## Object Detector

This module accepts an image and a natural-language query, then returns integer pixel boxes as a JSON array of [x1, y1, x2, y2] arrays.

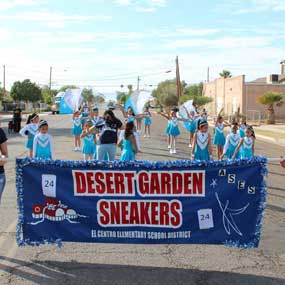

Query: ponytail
[[125, 121, 135, 139], [26, 115, 32, 125]]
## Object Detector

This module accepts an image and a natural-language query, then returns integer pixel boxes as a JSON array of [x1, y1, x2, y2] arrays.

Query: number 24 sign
[[41, 174, 57, 197]]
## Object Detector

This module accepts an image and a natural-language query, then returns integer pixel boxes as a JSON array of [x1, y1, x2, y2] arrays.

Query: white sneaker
[[73, 148, 77, 152], [144, 135, 147, 138], [170, 149, 173, 154], [76, 147, 81, 152], [173, 149, 177, 154], [189, 144, 192, 148], [168, 145, 171, 149]]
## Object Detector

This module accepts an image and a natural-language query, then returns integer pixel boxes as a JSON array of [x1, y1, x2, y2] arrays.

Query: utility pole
[[49, 66, 52, 96], [207, 66, 210, 83], [137, 76, 141, 91], [176, 56, 182, 100], [3, 65, 6, 96]]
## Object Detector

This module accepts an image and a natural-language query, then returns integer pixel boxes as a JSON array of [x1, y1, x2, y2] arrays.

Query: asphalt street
[[0, 112, 284, 285]]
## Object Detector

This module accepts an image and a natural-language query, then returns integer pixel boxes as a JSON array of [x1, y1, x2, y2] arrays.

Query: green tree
[[219, 70, 232, 78], [184, 82, 204, 97], [152, 79, 179, 108], [116, 91, 129, 105], [82, 88, 94, 103], [180, 82, 212, 110], [59, 85, 78, 92], [10, 79, 42, 102], [0, 82, 4, 100], [93, 93, 105, 104], [41, 85, 57, 105], [257, 92, 284, 124], [127, 84, 133, 95]]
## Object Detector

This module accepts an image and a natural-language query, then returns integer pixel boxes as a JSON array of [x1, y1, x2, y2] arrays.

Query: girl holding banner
[[192, 119, 213, 161], [20, 113, 40, 158], [33, 120, 54, 160], [80, 120, 97, 161], [232, 126, 256, 160], [221, 122, 241, 160], [118, 121, 138, 161]]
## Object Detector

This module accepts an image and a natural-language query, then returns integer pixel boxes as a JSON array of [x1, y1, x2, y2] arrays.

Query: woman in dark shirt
[[96, 110, 123, 161], [0, 128, 8, 204]]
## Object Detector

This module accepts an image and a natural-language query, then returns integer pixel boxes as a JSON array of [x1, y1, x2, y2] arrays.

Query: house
[[203, 61, 285, 120]]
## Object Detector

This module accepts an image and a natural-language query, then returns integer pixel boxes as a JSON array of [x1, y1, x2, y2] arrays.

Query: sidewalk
[[254, 124, 285, 147], [0, 112, 51, 121]]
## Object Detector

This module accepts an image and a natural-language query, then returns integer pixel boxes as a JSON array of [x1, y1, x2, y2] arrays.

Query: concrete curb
[[256, 134, 285, 147]]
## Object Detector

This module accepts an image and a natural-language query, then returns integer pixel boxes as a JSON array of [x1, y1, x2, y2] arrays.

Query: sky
[[0, 0, 285, 99]]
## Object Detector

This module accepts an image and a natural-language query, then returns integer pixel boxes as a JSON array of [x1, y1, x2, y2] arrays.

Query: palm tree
[[219, 70, 232, 78], [257, 92, 284, 124], [127, 84, 133, 95]]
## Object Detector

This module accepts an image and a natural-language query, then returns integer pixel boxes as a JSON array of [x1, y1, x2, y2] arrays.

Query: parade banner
[[16, 157, 267, 248], [58, 89, 83, 114], [125, 90, 153, 114], [179, 100, 197, 131]]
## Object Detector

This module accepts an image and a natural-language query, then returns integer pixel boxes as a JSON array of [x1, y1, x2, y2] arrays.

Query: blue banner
[[59, 97, 73, 114], [16, 157, 267, 248], [125, 96, 138, 115]]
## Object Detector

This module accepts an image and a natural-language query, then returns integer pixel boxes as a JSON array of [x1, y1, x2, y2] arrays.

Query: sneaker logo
[[29, 199, 87, 225]]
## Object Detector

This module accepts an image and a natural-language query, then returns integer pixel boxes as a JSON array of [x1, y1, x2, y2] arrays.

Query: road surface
[[0, 112, 284, 285]]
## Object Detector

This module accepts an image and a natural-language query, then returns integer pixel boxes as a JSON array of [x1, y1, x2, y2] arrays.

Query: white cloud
[[0, 0, 40, 11], [177, 28, 219, 36], [113, 0, 132, 6], [253, 0, 285, 11], [0, 28, 10, 40], [113, 0, 167, 12], [221, 0, 285, 14], [2, 43, 284, 93], [18, 31, 147, 45], [169, 36, 272, 49], [0, 11, 112, 22]]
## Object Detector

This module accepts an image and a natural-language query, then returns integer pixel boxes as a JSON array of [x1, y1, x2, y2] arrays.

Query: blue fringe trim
[[16, 156, 267, 170], [16, 156, 268, 248]]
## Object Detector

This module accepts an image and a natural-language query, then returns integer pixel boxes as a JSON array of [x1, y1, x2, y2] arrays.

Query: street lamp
[[138, 70, 172, 91]]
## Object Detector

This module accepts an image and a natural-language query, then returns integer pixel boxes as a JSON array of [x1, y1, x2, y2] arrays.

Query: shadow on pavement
[[266, 204, 285, 213], [0, 256, 284, 285]]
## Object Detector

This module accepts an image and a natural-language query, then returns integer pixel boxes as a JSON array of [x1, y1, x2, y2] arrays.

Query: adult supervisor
[[13, 105, 22, 133], [0, 126, 8, 204], [96, 110, 123, 161]]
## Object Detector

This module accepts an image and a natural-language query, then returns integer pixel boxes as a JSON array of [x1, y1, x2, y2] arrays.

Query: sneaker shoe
[[73, 148, 77, 152], [189, 144, 192, 148], [144, 135, 147, 138], [168, 145, 171, 149], [58, 201, 78, 219], [44, 198, 65, 222], [170, 149, 173, 154], [173, 149, 177, 154]]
